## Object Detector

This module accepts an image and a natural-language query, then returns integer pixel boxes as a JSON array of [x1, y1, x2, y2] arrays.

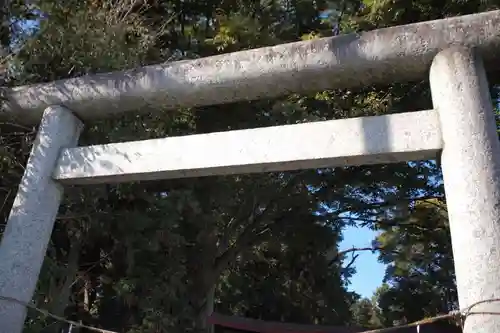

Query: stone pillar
[[0, 106, 83, 333], [430, 47, 500, 333]]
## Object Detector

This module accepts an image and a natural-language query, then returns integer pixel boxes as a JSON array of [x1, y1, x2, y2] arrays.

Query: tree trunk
[[197, 283, 216, 333], [49, 240, 81, 333]]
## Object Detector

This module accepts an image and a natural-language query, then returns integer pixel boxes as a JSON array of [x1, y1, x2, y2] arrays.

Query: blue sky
[[340, 225, 385, 298]]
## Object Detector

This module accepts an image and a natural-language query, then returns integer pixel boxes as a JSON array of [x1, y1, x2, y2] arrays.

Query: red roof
[[208, 313, 365, 333], [208, 312, 462, 333]]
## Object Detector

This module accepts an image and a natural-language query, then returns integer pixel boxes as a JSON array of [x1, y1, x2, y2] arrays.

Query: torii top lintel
[[3, 10, 500, 125]]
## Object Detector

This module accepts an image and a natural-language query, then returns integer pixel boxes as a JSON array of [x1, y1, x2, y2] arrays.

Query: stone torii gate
[[1, 9, 500, 333]]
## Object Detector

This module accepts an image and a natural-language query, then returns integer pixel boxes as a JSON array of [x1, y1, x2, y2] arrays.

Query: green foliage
[[217, 216, 352, 325], [351, 297, 382, 329], [14, 0, 160, 84], [373, 199, 458, 327], [0, 1, 499, 333]]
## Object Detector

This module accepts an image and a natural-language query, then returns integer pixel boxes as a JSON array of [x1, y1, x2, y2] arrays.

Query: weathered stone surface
[[3, 10, 500, 124], [0, 106, 83, 333], [53, 110, 441, 185], [430, 47, 500, 333]]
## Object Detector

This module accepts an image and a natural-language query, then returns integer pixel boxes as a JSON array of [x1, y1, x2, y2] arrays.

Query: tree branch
[[359, 219, 445, 232], [344, 253, 359, 271], [344, 194, 444, 213], [419, 198, 448, 213], [214, 171, 307, 272], [329, 246, 401, 266]]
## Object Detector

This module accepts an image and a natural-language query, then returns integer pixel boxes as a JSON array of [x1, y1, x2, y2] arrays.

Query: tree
[[373, 199, 457, 326], [1, 1, 500, 333], [3, 1, 365, 332], [351, 297, 382, 329]]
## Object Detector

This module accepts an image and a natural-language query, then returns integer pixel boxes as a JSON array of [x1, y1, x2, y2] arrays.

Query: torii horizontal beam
[[52, 110, 441, 184], [2, 10, 500, 124]]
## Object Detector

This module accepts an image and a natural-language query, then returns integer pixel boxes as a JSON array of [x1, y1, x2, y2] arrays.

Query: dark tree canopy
[[0, 0, 499, 332]]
